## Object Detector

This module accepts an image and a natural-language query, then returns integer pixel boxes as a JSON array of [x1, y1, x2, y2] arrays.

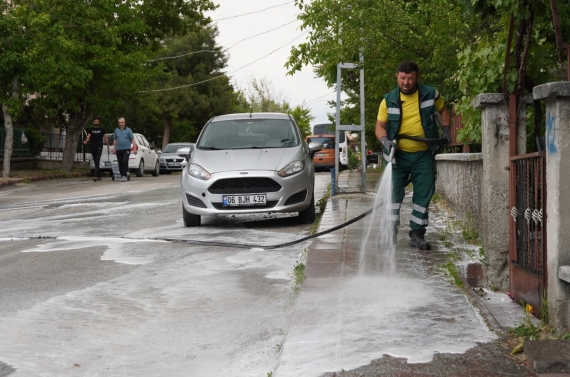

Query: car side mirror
[[308, 142, 323, 159], [177, 147, 192, 162], [150, 143, 155, 150], [339, 147, 342, 153]]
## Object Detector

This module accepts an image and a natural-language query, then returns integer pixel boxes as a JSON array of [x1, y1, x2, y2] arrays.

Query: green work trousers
[[390, 149, 435, 233]]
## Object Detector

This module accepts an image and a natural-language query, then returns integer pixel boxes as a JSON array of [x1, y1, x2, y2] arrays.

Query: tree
[[235, 77, 313, 138], [143, 24, 237, 148], [10, 0, 216, 171], [0, 1, 30, 177], [453, 0, 570, 145], [287, 0, 478, 150]]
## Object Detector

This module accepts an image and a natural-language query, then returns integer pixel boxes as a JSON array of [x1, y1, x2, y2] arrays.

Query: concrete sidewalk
[[275, 169, 554, 377]]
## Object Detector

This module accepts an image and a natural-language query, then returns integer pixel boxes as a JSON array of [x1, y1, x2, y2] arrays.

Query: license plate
[[104, 161, 111, 166], [315, 153, 327, 157], [167, 162, 180, 167], [223, 194, 266, 207]]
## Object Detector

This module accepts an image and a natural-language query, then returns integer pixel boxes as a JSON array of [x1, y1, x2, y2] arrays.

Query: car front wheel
[[135, 159, 144, 177], [298, 190, 315, 223], [182, 206, 201, 227], [151, 161, 159, 177]]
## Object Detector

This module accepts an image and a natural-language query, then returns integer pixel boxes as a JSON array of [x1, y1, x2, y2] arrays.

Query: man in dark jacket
[[375, 61, 451, 250], [84, 117, 110, 182]]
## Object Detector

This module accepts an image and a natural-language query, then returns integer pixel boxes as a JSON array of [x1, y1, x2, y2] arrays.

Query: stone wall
[[435, 153, 483, 235]]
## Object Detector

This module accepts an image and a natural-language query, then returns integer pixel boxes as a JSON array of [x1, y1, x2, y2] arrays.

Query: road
[[0, 172, 331, 377]]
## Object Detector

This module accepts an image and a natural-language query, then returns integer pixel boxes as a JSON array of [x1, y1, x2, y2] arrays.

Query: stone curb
[[0, 172, 88, 189]]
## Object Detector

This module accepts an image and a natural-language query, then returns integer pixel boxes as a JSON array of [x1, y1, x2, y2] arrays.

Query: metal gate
[[509, 152, 547, 318]]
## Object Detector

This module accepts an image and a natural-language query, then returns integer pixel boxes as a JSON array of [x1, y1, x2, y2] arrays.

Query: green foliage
[[122, 25, 236, 146], [233, 77, 314, 139], [311, 184, 330, 235], [347, 147, 359, 170], [0, 0, 217, 169], [288, 0, 478, 150], [23, 128, 45, 157], [289, 0, 570, 149], [508, 311, 540, 340], [441, 250, 464, 289]]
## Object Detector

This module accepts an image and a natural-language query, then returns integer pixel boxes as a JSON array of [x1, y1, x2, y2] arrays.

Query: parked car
[[178, 112, 323, 227], [306, 134, 335, 171], [89, 133, 160, 177], [366, 149, 379, 165], [159, 142, 195, 173]]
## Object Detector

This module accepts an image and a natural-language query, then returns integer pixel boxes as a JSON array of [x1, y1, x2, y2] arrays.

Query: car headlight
[[278, 160, 305, 177], [187, 163, 211, 180]]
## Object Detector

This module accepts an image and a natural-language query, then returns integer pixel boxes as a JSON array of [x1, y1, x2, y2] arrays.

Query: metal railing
[[39, 132, 91, 162]]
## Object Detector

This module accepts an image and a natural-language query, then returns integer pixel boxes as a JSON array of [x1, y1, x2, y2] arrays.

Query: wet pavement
[[275, 169, 549, 377]]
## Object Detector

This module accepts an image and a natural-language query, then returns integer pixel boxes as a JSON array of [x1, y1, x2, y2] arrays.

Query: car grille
[[186, 194, 207, 208], [284, 190, 307, 206], [211, 200, 279, 210], [208, 178, 282, 194], [163, 158, 185, 163]]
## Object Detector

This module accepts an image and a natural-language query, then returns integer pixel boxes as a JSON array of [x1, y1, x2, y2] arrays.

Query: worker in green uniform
[[375, 61, 451, 250]]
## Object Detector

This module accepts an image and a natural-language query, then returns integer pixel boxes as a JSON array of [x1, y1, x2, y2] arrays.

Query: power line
[[305, 91, 336, 106], [224, 19, 299, 50], [211, 1, 295, 21], [144, 31, 308, 93], [150, 19, 299, 62]]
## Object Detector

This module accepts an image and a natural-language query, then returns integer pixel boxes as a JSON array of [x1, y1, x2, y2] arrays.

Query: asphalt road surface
[[0, 173, 330, 377]]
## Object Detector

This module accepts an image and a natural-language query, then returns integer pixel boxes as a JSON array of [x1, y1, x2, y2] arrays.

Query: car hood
[[159, 152, 183, 159], [192, 147, 304, 174]]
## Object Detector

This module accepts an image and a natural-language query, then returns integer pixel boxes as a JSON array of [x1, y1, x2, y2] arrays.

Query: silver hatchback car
[[178, 113, 323, 227]]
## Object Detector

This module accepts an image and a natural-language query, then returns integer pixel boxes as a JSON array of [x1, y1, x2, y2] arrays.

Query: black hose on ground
[[17, 136, 449, 250]]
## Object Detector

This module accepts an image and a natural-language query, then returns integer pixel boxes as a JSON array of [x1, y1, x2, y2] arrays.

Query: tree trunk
[[61, 111, 91, 171], [2, 77, 19, 178], [162, 115, 171, 149]]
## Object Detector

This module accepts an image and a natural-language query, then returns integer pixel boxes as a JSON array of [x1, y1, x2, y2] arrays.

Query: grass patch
[[441, 250, 463, 289], [291, 247, 309, 295], [310, 184, 331, 235]]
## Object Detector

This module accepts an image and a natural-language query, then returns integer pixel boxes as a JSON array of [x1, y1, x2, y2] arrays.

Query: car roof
[[210, 112, 291, 122], [165, 142, 194, 145]]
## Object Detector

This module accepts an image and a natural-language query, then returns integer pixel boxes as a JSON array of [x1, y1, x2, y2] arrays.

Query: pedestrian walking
[[112, 117, 138, 182], [375, 61, 451, 250], [83, 117, 110, 182]]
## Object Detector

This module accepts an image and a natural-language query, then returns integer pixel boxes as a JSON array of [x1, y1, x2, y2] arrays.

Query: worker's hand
[[442, 126, 452, 146], [380, 136, 397, 155]]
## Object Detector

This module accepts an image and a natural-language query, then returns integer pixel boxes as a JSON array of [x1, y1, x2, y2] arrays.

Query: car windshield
[[307, 137, 334, 149], [163, 144, 192, 153], [197, 119, 300, 150]]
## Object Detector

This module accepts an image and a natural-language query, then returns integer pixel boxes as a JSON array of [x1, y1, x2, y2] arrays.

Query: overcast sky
[[206, 0, 335, 126]]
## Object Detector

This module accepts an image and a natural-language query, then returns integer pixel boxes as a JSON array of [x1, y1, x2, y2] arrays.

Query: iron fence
[[40, 132, 91, 162], [510, 152, 546, 276]]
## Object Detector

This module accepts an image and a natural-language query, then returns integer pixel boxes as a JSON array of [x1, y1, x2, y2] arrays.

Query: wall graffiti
[[546, 111, 557, 155]]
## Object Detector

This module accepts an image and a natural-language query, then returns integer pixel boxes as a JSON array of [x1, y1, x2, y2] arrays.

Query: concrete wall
[[534, 82, 570, 333], [435, 153, 483, 236]]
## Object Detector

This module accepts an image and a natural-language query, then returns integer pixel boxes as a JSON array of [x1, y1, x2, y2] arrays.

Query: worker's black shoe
[[409, 229, 431, 250]]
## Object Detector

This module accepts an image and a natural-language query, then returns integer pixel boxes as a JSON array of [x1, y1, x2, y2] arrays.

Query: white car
[[89, 133, 160, 177]]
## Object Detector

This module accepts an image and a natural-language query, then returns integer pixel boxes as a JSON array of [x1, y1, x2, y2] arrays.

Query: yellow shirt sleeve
[[377, 99, 388, 122], [434, 90, 445, 112]]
